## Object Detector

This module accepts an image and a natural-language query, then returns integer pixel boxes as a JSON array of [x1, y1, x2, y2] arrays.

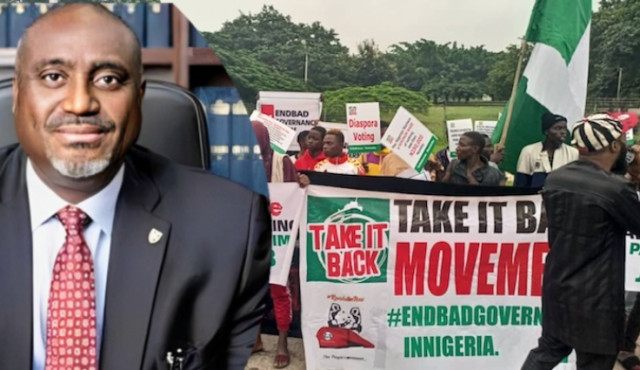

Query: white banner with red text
[[299, 184, 578, 370], [268, 182, 305, 286], [257, 91, 323, 151]]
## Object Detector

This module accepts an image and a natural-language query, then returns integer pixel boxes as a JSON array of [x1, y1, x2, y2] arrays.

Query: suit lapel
[[100, 156, 171, 369], [0, 149, 32, 369]]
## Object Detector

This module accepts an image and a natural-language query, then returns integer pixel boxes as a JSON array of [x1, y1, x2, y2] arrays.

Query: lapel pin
[[148, 228, 163, 244]]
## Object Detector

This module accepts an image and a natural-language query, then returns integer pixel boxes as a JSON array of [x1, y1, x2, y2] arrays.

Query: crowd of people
[[522, 114, 640, 370], [252, 112, 640, 370], [280, 113, 567, 187]]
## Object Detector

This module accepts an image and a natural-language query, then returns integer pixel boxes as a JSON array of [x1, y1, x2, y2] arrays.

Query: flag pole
[[497, 38, 528, 150]]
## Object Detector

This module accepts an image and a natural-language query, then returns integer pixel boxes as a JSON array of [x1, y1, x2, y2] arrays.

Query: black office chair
[[0, 78, 210, 170]]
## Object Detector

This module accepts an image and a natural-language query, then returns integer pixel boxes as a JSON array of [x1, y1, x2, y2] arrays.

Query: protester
[[515, 112, 578, 187], [0, 4, 270, 369], [380, 151, 411, 176], [619, 143, 640, 370], [433, 127, 451, 172], [294, 130, 309, 161], [521, 114, 640, 370], [620, 290, 640, 370], [425, 154, 446, 181], [314, 129, 365, 175], [295, 126, 326, 171], [434, 146, 451, 172], [357, 121, 390, 175], [442, 131, 504, 185], [481, 133, 507, 183], [481, 133, 505, 168], [252, 121, 297, 368]]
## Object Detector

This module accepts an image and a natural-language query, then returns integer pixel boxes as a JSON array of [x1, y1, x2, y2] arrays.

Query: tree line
[[204, 1, 640, 107]]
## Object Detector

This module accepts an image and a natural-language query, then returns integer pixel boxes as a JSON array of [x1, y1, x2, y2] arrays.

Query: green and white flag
[[492, 0, 591, 173]]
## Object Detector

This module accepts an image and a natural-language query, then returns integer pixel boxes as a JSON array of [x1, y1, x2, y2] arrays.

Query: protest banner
[[268, 182, 305, 286], [610, 112, 638, 145], [446, 118, 474, 159], [474, 121, 498, 138], [250, 110, 296, 154], [627, 234, 640, 291], [346, 102, 381, 154], [257, 91, 323, 151], [381, 107, 437, 172], [298, 174, 577, 369]]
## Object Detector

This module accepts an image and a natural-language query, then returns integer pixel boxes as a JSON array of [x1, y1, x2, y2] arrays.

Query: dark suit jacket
[[0, 144, 271, 369]]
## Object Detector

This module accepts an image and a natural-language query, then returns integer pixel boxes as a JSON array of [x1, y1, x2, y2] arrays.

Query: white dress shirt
[[27, 160, 124, 370]]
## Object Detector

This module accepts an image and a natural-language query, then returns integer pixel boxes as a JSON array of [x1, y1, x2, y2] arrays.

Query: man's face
[[611, 135, 629, 175], [545, 121, 568, 144], [306, 130, 323, 152], [323, 134, 343, 158], [455, 135, 477, 161], [13, 6, 144, 181]]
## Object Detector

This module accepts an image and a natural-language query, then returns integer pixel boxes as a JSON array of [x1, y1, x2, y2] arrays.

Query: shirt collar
[[538, 142, 566, 153], [328, 153, 349, 165], [459, 155, 489, 166], [306, 150, 325, 160], [26, 159, 124, 234]]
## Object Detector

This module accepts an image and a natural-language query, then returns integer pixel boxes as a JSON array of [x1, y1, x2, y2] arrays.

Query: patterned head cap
[[571, 113, 626, 153]]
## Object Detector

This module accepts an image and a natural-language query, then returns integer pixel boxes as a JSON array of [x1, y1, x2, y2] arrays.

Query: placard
[[346, 102, 381, 154], [381, 107, 437, 172]]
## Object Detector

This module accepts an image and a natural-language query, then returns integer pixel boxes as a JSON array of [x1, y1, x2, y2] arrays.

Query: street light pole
[[302, 39, 308, 91], [617, 67, 623, 102], [304, 51, 308, 88]]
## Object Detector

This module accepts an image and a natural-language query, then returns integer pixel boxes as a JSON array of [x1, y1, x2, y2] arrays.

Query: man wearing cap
[[521, 114, 640, 370], [514, 112, 579, 187]]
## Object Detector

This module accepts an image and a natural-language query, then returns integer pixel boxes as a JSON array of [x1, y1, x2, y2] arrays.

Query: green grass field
[[381, 105, 504, 153]]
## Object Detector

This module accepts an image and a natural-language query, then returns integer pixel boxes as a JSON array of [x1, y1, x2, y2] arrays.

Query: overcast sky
[[172, 0, 598, 53]]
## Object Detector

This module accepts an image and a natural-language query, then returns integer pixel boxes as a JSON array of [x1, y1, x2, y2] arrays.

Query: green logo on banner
[[307, 197, 390, 283]]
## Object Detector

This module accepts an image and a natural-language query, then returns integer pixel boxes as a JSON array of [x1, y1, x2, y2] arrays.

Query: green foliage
[[207, 5, 353, 96], [322, 82, 430, 122], [211, 47, 306, 104], [589, 0, 640, 98], [389, 40, 495, 103], [207, 5, 498, 105], [203, 2, 640, 109], [352, 39, 396, 86], [486, 44, 530, 100]]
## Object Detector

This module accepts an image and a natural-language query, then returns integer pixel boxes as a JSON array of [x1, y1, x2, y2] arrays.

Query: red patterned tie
[[45, 205, 97, 370]]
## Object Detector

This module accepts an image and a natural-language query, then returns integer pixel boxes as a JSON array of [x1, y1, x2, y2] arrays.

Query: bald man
[[0, 4, 270, 369]]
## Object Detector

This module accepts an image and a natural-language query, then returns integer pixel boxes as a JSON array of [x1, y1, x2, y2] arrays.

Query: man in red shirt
[[294, 126, 326, 171]]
